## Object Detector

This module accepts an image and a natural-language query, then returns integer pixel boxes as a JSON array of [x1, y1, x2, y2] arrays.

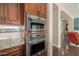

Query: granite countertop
[[0, 33, 24, 50], [0, 25, 24, 50]]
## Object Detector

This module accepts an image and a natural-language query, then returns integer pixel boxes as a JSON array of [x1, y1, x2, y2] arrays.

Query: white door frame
[[47, 3, 53, 56]]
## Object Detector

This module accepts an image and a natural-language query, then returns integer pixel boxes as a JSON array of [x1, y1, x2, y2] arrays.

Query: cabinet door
[[0, 4, 5, 23], [37, 4, 47, 18], [0, 45, 24, 56], [0, 4, 4, 17], [8, 4, 18, 24], [24, 3, 37, 15], [24, 3, 47, 18]]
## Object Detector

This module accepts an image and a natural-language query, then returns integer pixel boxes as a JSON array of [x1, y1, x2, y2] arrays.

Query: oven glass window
[[30, 34, 46, 40], [30, 41, 45, 55]]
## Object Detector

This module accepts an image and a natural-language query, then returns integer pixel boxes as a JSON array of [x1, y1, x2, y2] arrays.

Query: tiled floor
[[53, 44, 79, 56]]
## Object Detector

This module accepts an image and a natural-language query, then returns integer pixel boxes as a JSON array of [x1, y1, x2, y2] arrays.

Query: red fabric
[[67, 32, 79, 44]]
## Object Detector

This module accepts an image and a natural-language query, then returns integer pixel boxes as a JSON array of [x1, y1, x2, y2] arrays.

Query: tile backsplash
[[0, 25, 20, 33], [0, 25, 20, 39]]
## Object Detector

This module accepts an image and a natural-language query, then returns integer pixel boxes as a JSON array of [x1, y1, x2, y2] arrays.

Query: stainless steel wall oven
[[26, 14, 47, 56]]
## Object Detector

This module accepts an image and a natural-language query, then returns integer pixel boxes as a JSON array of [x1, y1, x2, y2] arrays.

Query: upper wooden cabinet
[[25, 3, 37, 15], [0, 4, 6, 24], [8, 4, 19, 25], [0, 4, 3, 17], [0, 3, 47, 25], [24, 3, 47, 18], [0, 4, 20, 25], [37, 3, 47, 18]]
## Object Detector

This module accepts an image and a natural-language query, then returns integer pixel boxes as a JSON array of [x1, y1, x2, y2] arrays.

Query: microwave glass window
[[31, 25, 37, 32], [31, 22, 44, 32]]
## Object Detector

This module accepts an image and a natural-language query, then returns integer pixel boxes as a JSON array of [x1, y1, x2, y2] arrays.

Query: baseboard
[[70, 43, 79, 47]]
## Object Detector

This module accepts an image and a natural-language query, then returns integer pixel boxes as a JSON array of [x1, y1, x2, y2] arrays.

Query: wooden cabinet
[[6, 4, 19, 25], [8, 4, 18, 21], [0, 44, 24, 56], [20, 4, 24, 25], [24, 3, 47, 18], [0, 4, 3, 17], [0, 3, 47, 25], [0, 4, 5, 23], [37, 3, 47, 18], [0, 4, 20, 25], [25, 3, 37, 15]]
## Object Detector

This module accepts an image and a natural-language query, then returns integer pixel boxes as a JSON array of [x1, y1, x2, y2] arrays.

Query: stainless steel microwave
[[26, 14, 47, 40], [26, 14, 47, 32]]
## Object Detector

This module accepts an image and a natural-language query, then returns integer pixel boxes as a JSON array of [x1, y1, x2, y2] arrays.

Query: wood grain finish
[[20, 4, 24, 25], [7, 4, 19, 25], [0, 4, 4, 16], [24, 3, 37, 15], [37, 3, 47, 18], [0, 44, 24, 56], [0, 4, 20, 25], [24, 3, 47, 18]]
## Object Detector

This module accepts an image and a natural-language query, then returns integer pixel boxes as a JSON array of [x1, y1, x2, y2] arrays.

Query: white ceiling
[[57, 3, 79, 18]]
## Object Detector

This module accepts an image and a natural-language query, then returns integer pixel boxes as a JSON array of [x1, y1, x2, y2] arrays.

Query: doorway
[[61, 16, 68, 49]]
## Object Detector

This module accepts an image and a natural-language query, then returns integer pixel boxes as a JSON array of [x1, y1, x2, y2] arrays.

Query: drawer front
[[0, 44, 24, 56]]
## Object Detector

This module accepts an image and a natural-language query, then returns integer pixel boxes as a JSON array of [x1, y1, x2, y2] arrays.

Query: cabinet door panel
[[25, 3, 37, 15], [0, 4, 20, 25], [37, 3, 47, 18], [0, 4, 6, 23], [0, 45, 24, 56], [8, 4, 18, 21], [24, 3, 47, 18]]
